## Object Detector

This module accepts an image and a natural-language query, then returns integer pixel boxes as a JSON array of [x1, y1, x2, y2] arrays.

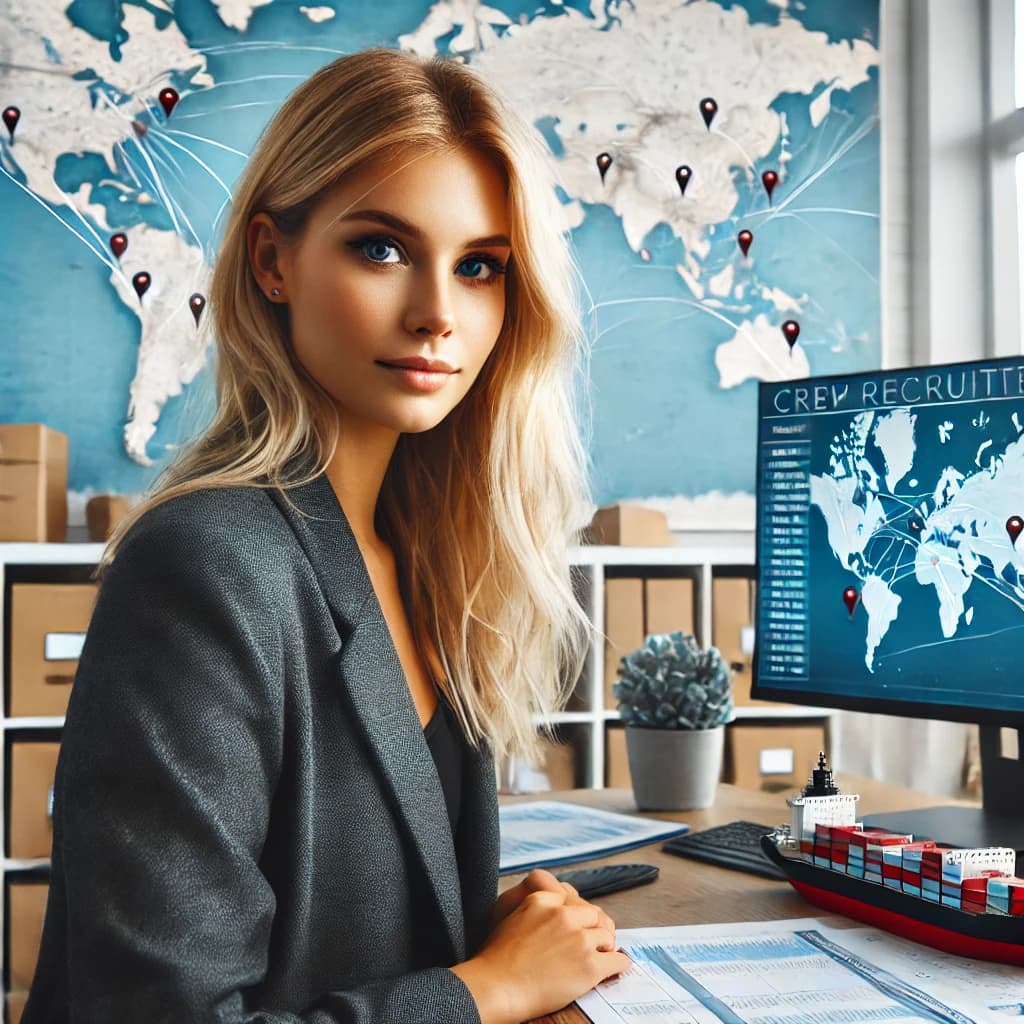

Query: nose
[[403, 268, 455, 338]]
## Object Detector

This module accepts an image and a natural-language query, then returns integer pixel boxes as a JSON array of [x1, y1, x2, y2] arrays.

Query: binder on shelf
[[8, 742, 60, 859], [603, 577, 645, 709], [7, 877, 48, 992], [644, 577, 696, 641], [9, 583, 98, 718]]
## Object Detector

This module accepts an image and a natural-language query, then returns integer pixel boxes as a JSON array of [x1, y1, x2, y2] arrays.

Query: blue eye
[[361, 238, 401, 263], [456, 256, 506, 283]]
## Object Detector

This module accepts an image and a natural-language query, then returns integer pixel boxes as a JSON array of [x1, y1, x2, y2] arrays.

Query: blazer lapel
[[268, 473, 467, 962]]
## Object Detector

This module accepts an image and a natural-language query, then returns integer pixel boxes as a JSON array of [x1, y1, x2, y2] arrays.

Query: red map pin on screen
[[596, 152, 612, 184], [737, 229, 753, 257], [843, 586, 859, 618], [1007, 515, 1024, 546], [109, 233, 128, 260]]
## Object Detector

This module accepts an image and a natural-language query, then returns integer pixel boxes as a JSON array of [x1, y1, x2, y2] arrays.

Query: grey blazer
[[23, 472, 499, 1023]]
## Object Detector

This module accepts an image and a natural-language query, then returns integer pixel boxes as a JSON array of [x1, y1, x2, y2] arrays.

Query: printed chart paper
[[498, 801, 687, 874], [579, 918, 1024, 1023]]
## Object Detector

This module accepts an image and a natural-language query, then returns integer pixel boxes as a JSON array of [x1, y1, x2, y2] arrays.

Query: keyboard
[[662, 820, 786, 881]]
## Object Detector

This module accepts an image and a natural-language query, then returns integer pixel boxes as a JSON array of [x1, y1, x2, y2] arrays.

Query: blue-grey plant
[[613, 630, 734, 729]]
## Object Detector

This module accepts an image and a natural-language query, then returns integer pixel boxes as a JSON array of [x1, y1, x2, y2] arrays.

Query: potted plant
[[613, 630, 735, 811]]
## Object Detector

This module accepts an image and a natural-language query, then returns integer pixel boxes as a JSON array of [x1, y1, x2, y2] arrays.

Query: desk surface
[[506, 775, 974, 1024]]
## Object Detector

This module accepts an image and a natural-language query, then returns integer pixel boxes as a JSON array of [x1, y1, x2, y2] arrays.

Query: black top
[[423, 695, 463, 837]]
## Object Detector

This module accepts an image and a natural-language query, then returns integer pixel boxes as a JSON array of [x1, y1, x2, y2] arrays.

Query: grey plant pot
[[624, 724, 725, 811]]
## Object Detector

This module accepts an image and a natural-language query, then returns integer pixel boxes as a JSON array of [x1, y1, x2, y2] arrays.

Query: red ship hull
[[761, 836, 1024, 966]]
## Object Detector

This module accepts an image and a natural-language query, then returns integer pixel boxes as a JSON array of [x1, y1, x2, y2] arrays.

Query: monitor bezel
[[749, 353, 1024, 729]]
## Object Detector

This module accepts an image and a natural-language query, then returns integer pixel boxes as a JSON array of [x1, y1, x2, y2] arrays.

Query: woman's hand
[[452, 885, 632, 1024], [492, 867, 615, 939]]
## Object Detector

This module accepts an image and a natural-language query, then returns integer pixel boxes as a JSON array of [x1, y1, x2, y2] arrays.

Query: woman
[[24, 48, 630, 1023]]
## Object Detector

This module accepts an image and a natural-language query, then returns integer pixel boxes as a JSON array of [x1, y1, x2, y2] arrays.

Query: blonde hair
[[99, 47, 594, 764]]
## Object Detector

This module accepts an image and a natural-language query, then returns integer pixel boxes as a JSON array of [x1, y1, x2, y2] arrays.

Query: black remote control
[[555, 862, 659, 899]]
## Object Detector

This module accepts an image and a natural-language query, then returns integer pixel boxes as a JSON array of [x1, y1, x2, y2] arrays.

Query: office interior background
[[1, 0, 1023, 982]]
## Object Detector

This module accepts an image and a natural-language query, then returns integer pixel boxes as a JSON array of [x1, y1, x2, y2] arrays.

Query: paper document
[[498, 801, 687, 874], [579, 917, 1024, 1023]]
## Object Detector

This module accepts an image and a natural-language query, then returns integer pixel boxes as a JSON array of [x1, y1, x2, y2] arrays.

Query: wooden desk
[[508, 775, 974, 1024]]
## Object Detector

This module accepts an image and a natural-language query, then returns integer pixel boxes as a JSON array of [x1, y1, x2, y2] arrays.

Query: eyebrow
[[337, 209, 511, 249]]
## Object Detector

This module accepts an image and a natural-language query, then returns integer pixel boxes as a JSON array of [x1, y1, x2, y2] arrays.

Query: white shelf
[[4, 718, 65, 729], [0, 542, 105, 564], [4, 858, 49, 872], [569, 536, 755, 566]]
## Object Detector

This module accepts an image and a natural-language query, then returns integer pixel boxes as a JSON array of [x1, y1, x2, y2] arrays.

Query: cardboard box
[[8, 742, 60, 859], [7, 879, 48, 991], [644, 577, 695, 640], [603, 578, 644, 708], [0, 424, 68, 542], [605, 726, 632, 788], [586, 503, 670, 546], [6, 990, 29, 1024], [724, 722, 827, 791], [10, 583, 99, 717], [86, 494, 134, 542]]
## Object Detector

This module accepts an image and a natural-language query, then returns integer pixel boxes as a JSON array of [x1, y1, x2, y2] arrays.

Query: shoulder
[[109, 484, 297, 589]]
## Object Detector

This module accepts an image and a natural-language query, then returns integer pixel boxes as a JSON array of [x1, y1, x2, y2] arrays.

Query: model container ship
[[761, 753, 1024, 966]]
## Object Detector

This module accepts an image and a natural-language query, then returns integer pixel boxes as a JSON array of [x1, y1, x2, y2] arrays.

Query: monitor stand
[[862, 726, 1024, 870]]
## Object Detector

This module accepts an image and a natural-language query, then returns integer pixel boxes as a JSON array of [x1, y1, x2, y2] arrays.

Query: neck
[[323, 420, 400, 552]]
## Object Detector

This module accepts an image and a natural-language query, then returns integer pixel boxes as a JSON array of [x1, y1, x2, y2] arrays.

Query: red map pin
[[2, 106, 20, 142], [737, 229, 753, 258], [762, 169, 778, 202], [132, 271, 151, 301], [1007, 515, 1023, 546], [675, 164, 692, 197], [159, 87, 180, 118], [109, 233, 128, 260], [843, 586, 859, 618], [189, 292, 206, 326], [781, 320, 800, 352], [596, 152, 612, 184], [699, 97, 718, 130]]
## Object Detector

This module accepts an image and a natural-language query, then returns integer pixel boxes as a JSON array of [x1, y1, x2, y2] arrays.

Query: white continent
[[872, 408, 916, 492], [405, 0, 877, 270], [861, 573, 901, 671], [714, 312, 811, 389], [211, 0, 274, 31]]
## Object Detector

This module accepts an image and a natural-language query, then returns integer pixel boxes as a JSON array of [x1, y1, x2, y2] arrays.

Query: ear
[[247, 212, 290, 303]]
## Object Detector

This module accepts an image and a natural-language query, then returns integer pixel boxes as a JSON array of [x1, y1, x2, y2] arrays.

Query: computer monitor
[[751, 354, 1024, 855]]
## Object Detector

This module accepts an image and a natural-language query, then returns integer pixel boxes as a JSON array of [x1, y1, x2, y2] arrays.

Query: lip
[[376, 356, 457, 373]]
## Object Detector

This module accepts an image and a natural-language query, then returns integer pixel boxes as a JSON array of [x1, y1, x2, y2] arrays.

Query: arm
[[48, 508, 481, 1024]]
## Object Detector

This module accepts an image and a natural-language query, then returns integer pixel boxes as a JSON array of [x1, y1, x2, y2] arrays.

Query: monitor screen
[[751, 354, 1024, 727], [750, 355, 1024, 851]]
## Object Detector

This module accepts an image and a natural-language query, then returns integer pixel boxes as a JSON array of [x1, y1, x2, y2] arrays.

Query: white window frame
[[887, 0, 1021, 368]]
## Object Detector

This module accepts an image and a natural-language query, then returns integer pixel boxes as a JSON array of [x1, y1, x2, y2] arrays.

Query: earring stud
[[270, 287, 281, 297]]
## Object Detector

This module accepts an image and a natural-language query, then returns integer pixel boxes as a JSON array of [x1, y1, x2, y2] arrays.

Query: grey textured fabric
[[23, 472, 499, 1023]]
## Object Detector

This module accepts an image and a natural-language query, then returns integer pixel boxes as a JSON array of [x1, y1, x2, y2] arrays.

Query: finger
[[525, 868, 560, 891], [588, 927, 615, 952], [523, 889, 568, 910], [561, 903, 602, 929], [559, 881, 581, 901], [600, 950, 634, 980]]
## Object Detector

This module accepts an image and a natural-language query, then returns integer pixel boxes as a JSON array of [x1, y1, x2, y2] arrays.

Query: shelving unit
[[525, 536, 833, 791]]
